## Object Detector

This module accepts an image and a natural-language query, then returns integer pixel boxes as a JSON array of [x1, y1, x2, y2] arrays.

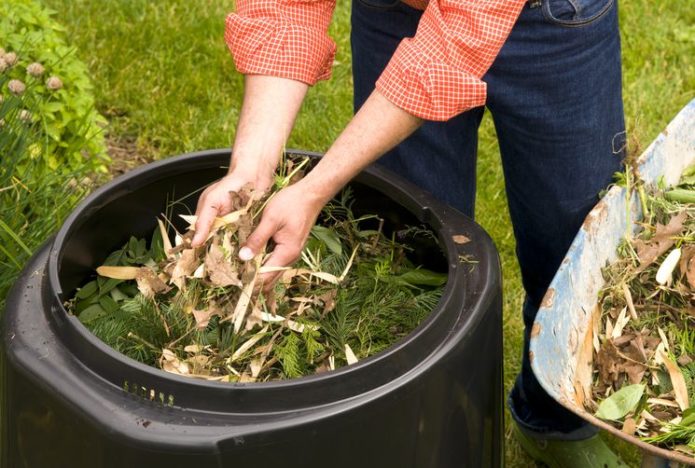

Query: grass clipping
[[67, 165, 446, 383], [590, 166, 695, 457]]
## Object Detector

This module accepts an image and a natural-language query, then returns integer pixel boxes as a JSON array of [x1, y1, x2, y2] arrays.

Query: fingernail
[[239, 246, 254, 261]]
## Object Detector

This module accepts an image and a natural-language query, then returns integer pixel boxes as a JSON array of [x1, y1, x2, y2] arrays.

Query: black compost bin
[[2, 149, 502, 468]]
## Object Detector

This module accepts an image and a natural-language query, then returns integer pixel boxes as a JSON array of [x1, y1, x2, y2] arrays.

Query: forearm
[[230, 74, 309, 183], [300, 90, 422, 207]]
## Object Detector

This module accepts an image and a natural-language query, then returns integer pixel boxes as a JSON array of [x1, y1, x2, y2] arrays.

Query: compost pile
[[591, 166, 695, 457], [67, 159, 446, 383]]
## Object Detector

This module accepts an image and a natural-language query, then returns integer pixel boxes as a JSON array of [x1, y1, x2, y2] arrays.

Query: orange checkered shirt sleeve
[[225, 0, 526, 121]]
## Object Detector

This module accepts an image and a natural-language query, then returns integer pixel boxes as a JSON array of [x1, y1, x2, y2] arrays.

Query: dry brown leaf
[[187, 354, 210, 371], [157, 218, 174, 258], [624, 363, 646, 384], [205, 242, 242, 287], [230, 326, 269, 362], [315, 360, 332, 374], [647, 397, 680, 408], [621, 283, 638, 320], [244, 301, 264, 331], [239, 374, 256, 383], [611, 307, 630, 339], [658, 350, 690, 411], [184, 344, 205, 353], [679, 245, 695, 289], [267, 267, 341, 285], [170, 248, 200, 289], [345, 344, 358, 365], [160, 348, 190, 375], [633, 211, 687, 272], [677, 355, 693, 367], [192, 307, 221, 330], [596, 340, 621, 384], [621, 417, 637, 436], [135, 267, 169, 298], [657, 327, 671, 354], [96, 265, 140, 280], [230, 257, 261, 333], [249, 357, 264, 378], [319, 290, 337, 314], [623, 334, 647, 360], [237, 213, 253, 245]]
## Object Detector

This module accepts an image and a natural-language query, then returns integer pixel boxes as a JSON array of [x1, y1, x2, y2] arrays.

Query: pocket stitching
[[541, 0, 615, 28]]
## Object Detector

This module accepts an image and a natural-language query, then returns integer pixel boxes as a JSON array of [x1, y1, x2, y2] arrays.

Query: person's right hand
[[191, 170, 273, 248]]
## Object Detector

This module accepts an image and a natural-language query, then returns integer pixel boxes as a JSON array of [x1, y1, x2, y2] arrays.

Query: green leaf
[[99, 295, 119, 314], [73, 296, 100, 314], [41, 101, 64, 113], [595, 384, 645, 421], [75, 280, 98, 299], [395, 269, 448, 287], [681, 407, 695, 427], [110, 286, 129, 302], [150, 227, 165, 262], [98, 278, 123, 297], [311, 225, 343, 256], [78, 304, 107, 324]]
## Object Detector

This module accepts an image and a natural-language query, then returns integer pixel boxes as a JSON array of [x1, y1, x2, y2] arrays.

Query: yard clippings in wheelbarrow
[[65, 157, 446, 383], [590, 165, 695, 459]]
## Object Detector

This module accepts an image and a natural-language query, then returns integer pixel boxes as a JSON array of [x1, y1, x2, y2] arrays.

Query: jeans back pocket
[[542, 0, 615, 27]]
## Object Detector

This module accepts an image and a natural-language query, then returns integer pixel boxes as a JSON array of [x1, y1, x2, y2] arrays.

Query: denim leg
[[484, 0, 625, 438], [351, 0, 482, 218]]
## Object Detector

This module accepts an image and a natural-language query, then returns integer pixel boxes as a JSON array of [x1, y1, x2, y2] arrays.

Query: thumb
[[239, 214, 279, 261]]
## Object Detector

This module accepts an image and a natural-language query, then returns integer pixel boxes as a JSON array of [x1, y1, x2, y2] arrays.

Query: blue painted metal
[[530, 98, 695, 466]]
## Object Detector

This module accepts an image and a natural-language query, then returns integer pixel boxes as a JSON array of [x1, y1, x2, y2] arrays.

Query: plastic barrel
[[2, 149, 502, 468]]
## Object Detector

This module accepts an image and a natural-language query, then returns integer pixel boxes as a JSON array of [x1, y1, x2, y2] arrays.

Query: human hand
[[191, 170, 273, 248], [238, 182, 325, 287]]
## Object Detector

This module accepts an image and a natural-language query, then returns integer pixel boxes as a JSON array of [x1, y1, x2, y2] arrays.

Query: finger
[[239, 214, 280, 261], [192, 203, 218, 247], [195, 186, 212, 214], [257, 243, 302, 288]]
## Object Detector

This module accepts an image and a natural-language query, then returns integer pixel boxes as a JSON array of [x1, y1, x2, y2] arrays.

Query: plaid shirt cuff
[[225, 1, 336, 85], [376, 39, 488, 121]]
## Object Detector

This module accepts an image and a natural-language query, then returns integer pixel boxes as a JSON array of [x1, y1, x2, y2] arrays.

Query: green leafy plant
[[0, 0, 108, 305], [0, 0, 108, 175]]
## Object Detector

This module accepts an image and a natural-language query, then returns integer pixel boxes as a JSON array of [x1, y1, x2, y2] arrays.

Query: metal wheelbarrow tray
[[531, 98, 695, 467]]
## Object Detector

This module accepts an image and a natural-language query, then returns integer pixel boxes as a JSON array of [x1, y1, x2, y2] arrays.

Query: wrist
[[228, 150, 279, 188], [297, 172, 340, 211]]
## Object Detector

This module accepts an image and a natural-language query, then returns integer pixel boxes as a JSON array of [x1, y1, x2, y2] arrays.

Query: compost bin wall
[[2, 149, 502, 468]]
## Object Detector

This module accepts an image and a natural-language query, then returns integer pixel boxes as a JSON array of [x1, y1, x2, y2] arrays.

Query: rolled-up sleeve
[[377, 0, 526, 121], [225, 0, 337, 85]]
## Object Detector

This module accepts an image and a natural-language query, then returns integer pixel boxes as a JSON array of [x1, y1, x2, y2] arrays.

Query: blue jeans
[[352, 0, 625, 439]]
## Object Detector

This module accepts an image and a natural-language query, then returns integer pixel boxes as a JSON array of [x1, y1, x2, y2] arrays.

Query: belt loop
[[528, 0, 541, 8]]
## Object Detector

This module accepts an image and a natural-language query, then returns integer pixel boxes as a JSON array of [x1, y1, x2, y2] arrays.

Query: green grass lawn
[[39, 0, 695, 465]]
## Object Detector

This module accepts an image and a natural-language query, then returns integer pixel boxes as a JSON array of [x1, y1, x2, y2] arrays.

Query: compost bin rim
[[42, 148, 499, 412]]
